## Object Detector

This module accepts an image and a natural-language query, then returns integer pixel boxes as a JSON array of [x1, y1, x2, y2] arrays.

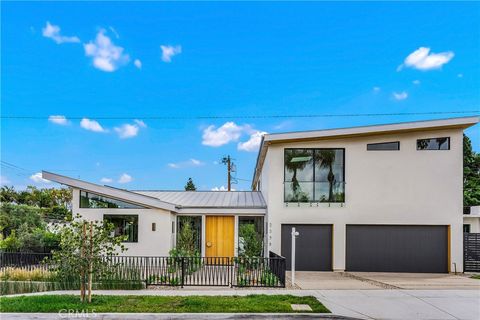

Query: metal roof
[[134, 191, 267, 209]]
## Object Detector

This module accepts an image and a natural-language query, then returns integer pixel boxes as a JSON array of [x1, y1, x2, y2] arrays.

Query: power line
[[1, 110, 478, 120]]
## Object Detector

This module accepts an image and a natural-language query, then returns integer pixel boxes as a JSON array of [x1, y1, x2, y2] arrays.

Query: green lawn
[[0, 294, 330, 313], [471, 275, 480, 280]]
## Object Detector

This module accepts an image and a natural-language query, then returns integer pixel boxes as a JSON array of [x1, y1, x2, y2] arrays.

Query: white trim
[[176, 208, 266, 215]]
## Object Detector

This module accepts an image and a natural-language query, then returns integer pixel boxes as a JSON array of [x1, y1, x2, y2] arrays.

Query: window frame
[[367, 141, 400, 151], [416, 137, 450, 151], [103, 214, 139, 243], [283, 147, 346, 203], [79, 190, 146, 209]]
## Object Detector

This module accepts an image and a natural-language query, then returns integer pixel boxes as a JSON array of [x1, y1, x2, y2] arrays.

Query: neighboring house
[[43, 116, 479, 273], [464, 206, 480, 233]]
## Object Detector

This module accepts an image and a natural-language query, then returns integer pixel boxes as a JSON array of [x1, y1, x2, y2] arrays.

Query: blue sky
[[1, 2, 479, 191]]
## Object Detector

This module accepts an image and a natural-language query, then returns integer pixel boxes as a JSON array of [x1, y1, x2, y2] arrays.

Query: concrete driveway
[[348, 273, 480, 290], [290, 271, 480, 290], [315, 289, 480, 320]]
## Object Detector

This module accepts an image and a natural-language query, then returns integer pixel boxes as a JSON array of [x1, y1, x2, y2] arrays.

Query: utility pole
[[221, 155, 235, 191]]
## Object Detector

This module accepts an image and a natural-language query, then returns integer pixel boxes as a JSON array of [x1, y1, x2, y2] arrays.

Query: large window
[[104, 215, 138, 242], [238, 216, 264, 257], [176, 216, 202, 255], [284, 148, 345, 203], [417, 137, 450, 150], [80, 191, 146, 209]]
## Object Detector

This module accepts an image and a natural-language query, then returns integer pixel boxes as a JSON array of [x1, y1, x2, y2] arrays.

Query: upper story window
[[417, 137, 450, 150], [104, 214, 138, 242], [367, 141, 400, 151], [80, 190, 146, 209], [284, 148, 345, 203]]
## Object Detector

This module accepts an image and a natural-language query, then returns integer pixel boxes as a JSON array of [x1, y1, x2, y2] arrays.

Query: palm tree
[[317, 150, 336, 202], [284, 149, 312, 201]]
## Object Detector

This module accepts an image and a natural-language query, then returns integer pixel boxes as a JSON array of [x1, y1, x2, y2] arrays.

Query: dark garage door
[[346, 225, 448, 273], [281, 224, 332, 271]]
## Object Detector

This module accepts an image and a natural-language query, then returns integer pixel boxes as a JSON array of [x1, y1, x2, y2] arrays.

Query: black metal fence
[[464, 233, 480, 272], [0, 251, 286, 288]]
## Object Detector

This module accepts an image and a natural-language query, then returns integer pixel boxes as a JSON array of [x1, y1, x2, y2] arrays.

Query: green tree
[[316, 150, 337, 202], [239, 224, 263, 257], [464, 134, 480, 206], [184, 178, 197, 191], [176, 218, 197, 255], [284, 149, 312, 201], [50, 216, 127, 303]]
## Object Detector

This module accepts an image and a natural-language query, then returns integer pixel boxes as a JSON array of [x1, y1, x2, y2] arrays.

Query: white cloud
[[100, 177, 113, 183], [114, 120, 147, 139], [134, 119, 147, 127], [392, 91, 408, 101], [114, 124, 139, 139], [412, 80, 421, 85], [109, 26, 120, 39], [118, 173, 132, 184], [30, 172, 51, 184], [134, 59, 142, 69], [373, 86, 381, 93], [212, 185, 235, 191], [42, 21, 80, 44], [238, 131, 267, 152], [398, 47, 454, 71], [168, 159, 205, 169], [80, 118, 107, 132], [84, 29, 130, 72], [0, 175, 11, 185], [202, 122, 244, 147], [48, 115, 69, 125], [161, 45, 182, 63]]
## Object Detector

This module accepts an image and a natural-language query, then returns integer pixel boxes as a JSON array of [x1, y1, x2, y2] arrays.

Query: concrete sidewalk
[[3, 289, 479, 320], [0, 314, 354, 320]]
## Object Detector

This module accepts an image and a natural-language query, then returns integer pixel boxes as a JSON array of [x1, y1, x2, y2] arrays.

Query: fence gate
[[464, 233, 480, 272]]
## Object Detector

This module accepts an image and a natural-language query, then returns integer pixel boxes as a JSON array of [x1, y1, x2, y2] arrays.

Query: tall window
[[417, 137, 450, 150], [80, 191, 145, 209], [104, 215, 138, 242], [284, 148, 345, 203], [238, 216, 264, 257], [176, 216, 202, 255]]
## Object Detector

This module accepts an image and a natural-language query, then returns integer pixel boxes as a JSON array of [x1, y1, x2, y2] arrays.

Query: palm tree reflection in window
[[284, 149, 313, 202], [316, 150, 337, 202]]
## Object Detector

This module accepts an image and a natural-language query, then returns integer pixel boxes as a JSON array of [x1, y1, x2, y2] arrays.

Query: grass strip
[[0, 294, 330, 313]]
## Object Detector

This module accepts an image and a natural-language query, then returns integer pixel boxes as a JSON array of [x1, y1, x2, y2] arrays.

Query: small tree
[[464, 134, 480, 206], [184, 178, 197, 191], [239, 224, 263, 257], [176, 218, 197, 255], [51, 215, 126, 303]]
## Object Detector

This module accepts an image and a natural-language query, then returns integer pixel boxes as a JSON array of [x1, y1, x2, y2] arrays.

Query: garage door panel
[[281, 224, 332, 271], [346, 225, 448, 273]]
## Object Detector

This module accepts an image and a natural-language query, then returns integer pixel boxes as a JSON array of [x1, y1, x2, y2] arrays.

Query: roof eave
[[42, 171, 177, 212]]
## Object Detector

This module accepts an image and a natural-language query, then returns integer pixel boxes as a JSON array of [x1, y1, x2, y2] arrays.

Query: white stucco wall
[[261, 128, 464, 272], [72, 188, 175, 256]]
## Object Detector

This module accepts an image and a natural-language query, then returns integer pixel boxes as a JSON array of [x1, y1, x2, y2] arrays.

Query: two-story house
[[43, 116, 479, 273]]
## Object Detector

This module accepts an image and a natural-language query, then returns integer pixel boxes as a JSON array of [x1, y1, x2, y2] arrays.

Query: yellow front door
[[205, 216, 235, 258]]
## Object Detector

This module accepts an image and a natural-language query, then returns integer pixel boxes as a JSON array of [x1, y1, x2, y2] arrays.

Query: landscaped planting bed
[[0, 294, 330, 313], [0, 267, 145, 295]]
